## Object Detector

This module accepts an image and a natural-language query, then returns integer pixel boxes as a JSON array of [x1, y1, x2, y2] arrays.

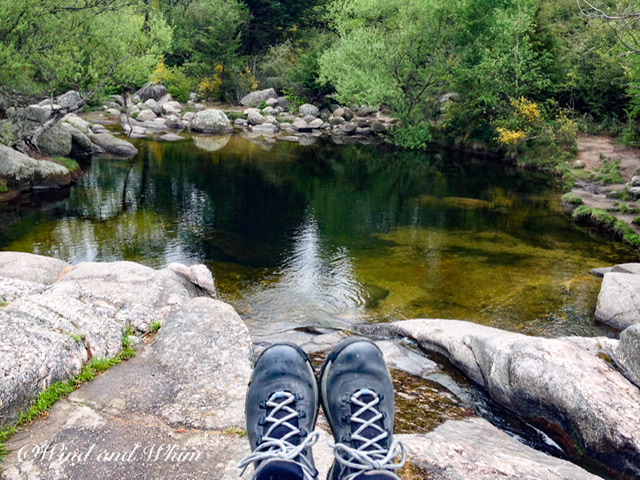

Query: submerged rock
[[595, 272, 640, 329], [363, 319, 640, 478]]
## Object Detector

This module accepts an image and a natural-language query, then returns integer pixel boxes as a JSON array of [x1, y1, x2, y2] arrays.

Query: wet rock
[[167, 263, 216, 297], [616, 324, 640, 388], [190, 109, 232, 134], [240, 88, 277, 107], [589, 267, 612, 278], [299, 104, 319, 117], [400, 418, 602, 479], [62, 123, 93, 154], [367, 319, 640, 477], [292, 118, 312, 132], [595, 272, 640, 329], [308, 118, 324, 129], [341, 122, 358, 135], [164, 114, 183, 130], [252, 124, 278, 135], [159, 133, 184, 142], [329, 116, 345, 126], [87, 133, 138, 157]]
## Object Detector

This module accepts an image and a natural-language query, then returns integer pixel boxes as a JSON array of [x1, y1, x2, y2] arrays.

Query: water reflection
[[0, 135, 636, 336], [243, 213, 366, 334]]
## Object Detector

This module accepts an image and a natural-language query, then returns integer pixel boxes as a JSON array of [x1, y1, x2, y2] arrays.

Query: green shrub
[[561, 193, 583, 205], [573, 205, 640, 248]]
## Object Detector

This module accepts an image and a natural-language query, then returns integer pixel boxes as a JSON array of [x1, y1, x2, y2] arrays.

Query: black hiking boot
[[239, 343, 320, 480], [319, 338, 405, 480]]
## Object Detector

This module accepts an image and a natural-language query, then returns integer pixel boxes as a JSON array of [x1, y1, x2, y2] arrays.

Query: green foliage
[[592, 159, 624, 185], [160, 0, 248, 74], [152, 61, 196, 102], [53, 157, 80, 173], [0, 180, 7, 194], [573, 205, 640, 248], [562, 193, 584, 205], [320, 0, 459, 148], [151, 321, 162, 333], [0, 1, 172, 102], [0, 345, 137, 471]]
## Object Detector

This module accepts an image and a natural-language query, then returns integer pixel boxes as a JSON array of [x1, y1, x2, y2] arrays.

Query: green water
[[0, 134, 636, 336]]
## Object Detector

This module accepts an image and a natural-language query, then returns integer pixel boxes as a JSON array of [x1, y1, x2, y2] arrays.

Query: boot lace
[[332, 389, 406, 480], [238, 391, 319, 480]]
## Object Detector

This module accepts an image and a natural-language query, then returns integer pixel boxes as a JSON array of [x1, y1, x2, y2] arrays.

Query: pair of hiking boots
[[238, 338, 405, 480]]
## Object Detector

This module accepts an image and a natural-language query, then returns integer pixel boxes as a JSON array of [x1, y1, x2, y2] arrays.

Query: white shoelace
[[331, 389, 406, 480], [238, 391, 319, 480]]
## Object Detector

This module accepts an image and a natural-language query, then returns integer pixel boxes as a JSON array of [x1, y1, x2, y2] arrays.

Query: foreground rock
[[0, 252, 215, 425], [363, 319, 640, 478], [596, 271, 640, 329], [616, 323, 640, 388], [0, 144, 71, 191], [2, 299, 602, 479], [400, 418, 601, 480]]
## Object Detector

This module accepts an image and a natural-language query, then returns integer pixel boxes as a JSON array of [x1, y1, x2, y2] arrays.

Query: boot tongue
[[267, 391, 300, 445], [351, 389, 385, 451]]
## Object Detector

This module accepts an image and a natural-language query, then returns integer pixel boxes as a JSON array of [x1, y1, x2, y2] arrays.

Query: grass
[[224, 111, 245, 121], [150, 321, 161, 333], [592, 159, 624, 185], [561, 193, 584, 205], [0, 325, 137, 471], [0, 179, 8, 194], [52, 157, 80, 173], [573, 205, 640, 248]]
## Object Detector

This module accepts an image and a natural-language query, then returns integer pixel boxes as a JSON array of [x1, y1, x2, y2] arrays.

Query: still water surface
[[0, 134, 636, 336]]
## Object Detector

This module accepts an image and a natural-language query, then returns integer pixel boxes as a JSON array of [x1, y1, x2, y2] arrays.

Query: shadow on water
[[0, 134, 636, 338]]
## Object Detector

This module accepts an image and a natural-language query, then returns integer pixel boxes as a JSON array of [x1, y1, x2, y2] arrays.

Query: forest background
[[1, 0, 639, 161]]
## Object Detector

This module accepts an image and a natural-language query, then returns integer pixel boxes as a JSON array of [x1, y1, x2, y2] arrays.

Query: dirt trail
[[567, 135, 640, 235]]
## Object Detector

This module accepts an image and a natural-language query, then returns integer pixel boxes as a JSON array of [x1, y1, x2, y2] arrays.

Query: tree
[[159, 0, 249, 74], [0, 0, 171, 148], [319, 0, 461, 148]]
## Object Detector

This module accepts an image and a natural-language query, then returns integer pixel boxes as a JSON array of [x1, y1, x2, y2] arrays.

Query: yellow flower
[[496, 127, 526, 146]]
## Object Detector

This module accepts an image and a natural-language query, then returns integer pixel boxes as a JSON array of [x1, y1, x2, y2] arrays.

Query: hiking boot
[[239, 343, 320, 480], [320, 338, 405, 480]]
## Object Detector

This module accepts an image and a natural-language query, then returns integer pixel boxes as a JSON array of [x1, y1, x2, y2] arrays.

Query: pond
[[0, 133, 636, 337]]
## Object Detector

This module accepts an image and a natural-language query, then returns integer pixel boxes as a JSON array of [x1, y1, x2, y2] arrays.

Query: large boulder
[[616, 324, 640, 388], [240, 88, 277, 107], [0, 144, 71, 189], [35, 122, 73, 157], [62, 113, 91, 134], [299, 103, 319, 117], [595, 272, 640, 329], [87, 133, 138, 157], [190, 109, 232, 134], [55, 90, 82, 110], [247, 110, 266, 125], [161, 101, 182, 116], [0, 256, 217, 425], [62, 123, 93, 158], [136, 109, 157, 122], [134, 83, 167, 102], [143, 98, 162, 115], [364, 319, 640, 477]]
